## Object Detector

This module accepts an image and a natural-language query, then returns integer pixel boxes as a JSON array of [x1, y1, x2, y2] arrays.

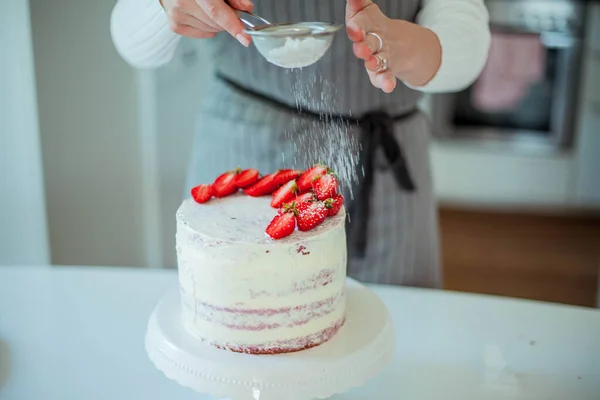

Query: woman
[[111, 0, 490, 288]]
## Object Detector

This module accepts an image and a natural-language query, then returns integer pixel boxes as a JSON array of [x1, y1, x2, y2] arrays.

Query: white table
[[1, 266, 599, 400]]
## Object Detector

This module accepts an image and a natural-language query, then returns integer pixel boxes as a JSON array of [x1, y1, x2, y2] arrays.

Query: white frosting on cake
[[176, 194, 347, 354]]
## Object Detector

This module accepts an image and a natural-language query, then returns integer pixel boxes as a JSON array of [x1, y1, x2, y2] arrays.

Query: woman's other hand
[[346, 0, 442, 93], [160, 0, 252, 46]]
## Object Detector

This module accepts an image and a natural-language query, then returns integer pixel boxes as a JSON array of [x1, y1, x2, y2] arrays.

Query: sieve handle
[[235, 10, 271, 28], [224, 1, 271, 29]]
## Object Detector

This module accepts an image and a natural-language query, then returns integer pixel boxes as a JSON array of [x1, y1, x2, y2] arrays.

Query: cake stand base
[[145, 278, 395, 400]]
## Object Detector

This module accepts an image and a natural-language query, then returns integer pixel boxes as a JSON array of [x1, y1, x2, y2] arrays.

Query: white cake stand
[[145, 279, 395, 400]]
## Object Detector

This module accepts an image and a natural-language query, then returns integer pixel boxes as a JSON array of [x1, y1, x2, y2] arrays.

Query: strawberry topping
[[296, 201, 328, 231], [190, 184, 213, 204], [194, 164, 341, 239], [244, 172, 280, 197], [275, 169, 302, 185], [271, 180, 298, 208], [235, 168, 260, 188], [291, 191, 316, 206], [213, 171, 238, 198], [324, 194, 344, 216], [313, 173, 338, 200], [266, 211, 296, 240], [297, 165, 327, 192]]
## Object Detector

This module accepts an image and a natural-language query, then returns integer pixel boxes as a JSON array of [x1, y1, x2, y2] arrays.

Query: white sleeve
[[110, 0, 182, 69], [410, 0, 491, 93]]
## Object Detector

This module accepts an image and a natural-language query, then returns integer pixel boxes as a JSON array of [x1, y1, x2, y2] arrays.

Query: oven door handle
[[540, 31, 578, 49]]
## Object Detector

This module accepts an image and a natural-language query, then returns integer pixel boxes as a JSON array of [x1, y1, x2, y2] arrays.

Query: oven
[[431, 0, 586, 153]]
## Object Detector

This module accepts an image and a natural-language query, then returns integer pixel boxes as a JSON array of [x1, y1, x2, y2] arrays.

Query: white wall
[[0, 0, 50, 265], [30, 0, 145, 267]]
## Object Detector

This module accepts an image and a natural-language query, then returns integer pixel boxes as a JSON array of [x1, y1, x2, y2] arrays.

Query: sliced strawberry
[[213, 171, 238, 197], [190, 184, 213, 204], [296, 201, 328, 231], [313, 173, 338, 200], [324, 194, 344, 216], [271, 180, 298, 208], [266, 211, 296, 240], [291, 191, 316, 206], [236, 168, 259, 188], [244, 172, 280, 197], [278, 192, 316, 215], [275, 169, 302, 185], [297, 165, 328, 192]]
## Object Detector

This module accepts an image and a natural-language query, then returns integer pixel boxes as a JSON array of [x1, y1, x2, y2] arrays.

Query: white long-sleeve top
[[110, 0, 490, 92]]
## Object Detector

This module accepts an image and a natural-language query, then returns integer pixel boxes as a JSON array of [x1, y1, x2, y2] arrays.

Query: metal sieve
[[235, 10, 341, 68]]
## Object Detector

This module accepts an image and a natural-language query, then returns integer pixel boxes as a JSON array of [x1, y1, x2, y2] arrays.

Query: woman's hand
[[160, 0, 253, 46], [346, 0, 442, 93]]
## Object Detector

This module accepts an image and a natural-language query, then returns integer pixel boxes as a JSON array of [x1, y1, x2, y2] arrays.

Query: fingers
[[344, 0, 395, 93], [170, 8, 219, 33], [346, 25, 365, 43], [364, 51, 389, 72], [172, 24, 217, 39], [167, 0, 249, 43], [352, 34, 381, 61], [227, 0, 254, 12], [346, 13, 369, 38], [360, 39, 394, 93], [367, 69, 396, 94], [198, 0, 251, 46], [346, 0, 373, 19], [380, 74, 396, 93]]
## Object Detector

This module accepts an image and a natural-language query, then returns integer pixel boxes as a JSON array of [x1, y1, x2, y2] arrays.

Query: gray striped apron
[[185, 0, 441, 288]]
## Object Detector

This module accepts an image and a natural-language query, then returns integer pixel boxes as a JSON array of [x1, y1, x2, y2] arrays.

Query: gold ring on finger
[[375, 54, 388, 73]]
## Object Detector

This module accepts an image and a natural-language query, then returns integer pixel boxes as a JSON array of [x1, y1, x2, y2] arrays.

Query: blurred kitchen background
[[2, 0, 599, 307]]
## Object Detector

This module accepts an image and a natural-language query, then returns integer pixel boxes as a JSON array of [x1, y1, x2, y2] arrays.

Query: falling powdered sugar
[[284, 70, 360, 200], [266, 37, 331, 69]]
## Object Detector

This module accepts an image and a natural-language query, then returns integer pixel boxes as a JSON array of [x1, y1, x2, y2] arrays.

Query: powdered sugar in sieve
[[265, 36, 333, 68], [243, 19, 341, 69]]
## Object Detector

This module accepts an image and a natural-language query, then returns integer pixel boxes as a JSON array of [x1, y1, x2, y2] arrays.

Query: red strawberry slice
[[296, 201, 328, 231], [313, 173, 338, 200], [213, 171, 238, 198], [190, 184, 213, 204], [297, 165, 328, 192], [277, 192, 316, 215], [266, 211, 296, 240], [236, 168, 259, 188], [271, 180, 298, 208], [244, 172, 279, 197], [324, 194, 344, 216], [291, 191, 316, 205], [275, 169, 302, 185]]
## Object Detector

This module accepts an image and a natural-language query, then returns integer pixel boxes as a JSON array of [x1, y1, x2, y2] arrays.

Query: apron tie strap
[[348, 112, 416, 258]]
